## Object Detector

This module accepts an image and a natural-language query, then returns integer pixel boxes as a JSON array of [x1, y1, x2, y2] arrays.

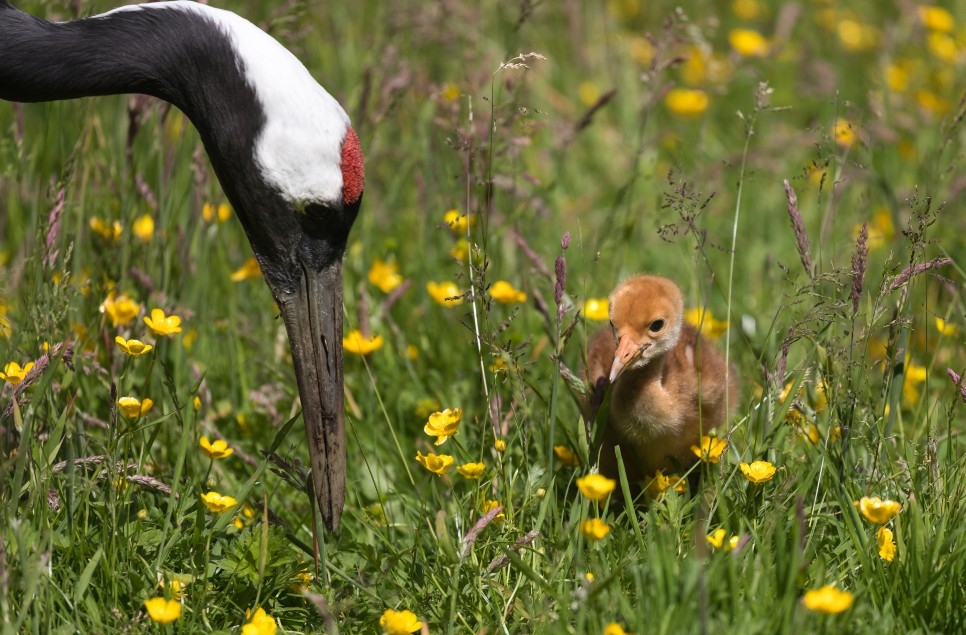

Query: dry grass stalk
[[947, 369, 966, 405], [851, 222, 869, 317], [44, 188, 65, 269], [890, 257, 952, 290], [783, 179, 814, 279], [495, 52, 546, 73]]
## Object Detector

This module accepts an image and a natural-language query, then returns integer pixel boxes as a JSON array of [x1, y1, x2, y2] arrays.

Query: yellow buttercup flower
[[926, 31, 958, 62], [489, 280, 527, 304], [919, 5, 954, 33], [493, 439, 507, 452], [680, 44, 708, 85], [578, 80, 601, 107], [440, 82, 461, 102], [728, 28, 769, 57], [0, 305, 10, 339], [853, 209, 895, 249], [604, 623, 630, 635], [242, 607, 277, 635], [132, 213, 155, 242], [230, 257, 262, 282], [100, 292, 141, 327], [233, 502, 257, 530], [886, 62, 909, 93], [706, 528, 727, 549], [143, 597, 181, 624], [203, 202, 232, 223], [481, 499, 506, 523], [836, 19, 880, 52], [553, 445, 581, 467], [731, 0, 763, 20], [343, 330, 384, 356], [424, 408, 462, 445], [583, 298, 609, 321], [778, 381, 803, 404], [200, 491, 238, 513], [576, 474, 616, 502], [117, 397, 154, 419], [89, 217, 123, 242], [812, 381, 829, 412], [797, 422, 821, 445], [739, 460, 776, 484], [114, 336, 153, 357], [607, 0, 639, 21], [444, 209, 475, 234], [664, 88, 709, 117], [935, 317, 958, 336], [379, 608, 422, 634], [165, 112, 185, 141], [691, 435, 727, 463], [427, 281, 463, 306], [415, 450, 454, 476], [802, 585, 853, 614], [456, 462, 485, 479], [199, 436, 233, 460], [855, 496, 901, 524], [833, 118, 857, 149], [684, 308, 729, 339], [645, 470, 686, 498], [449, 238, 470, 262], [158, 576, 188, 600], [0, 361, 34, 385], [368, 259, 404, 293], [877, 526, 896, 562], [917, 89, 952, 116], [144, 308, 182, 336], [629, 35, 655, 66], [903, 361, 928, 406], [182, 328, 198, 349], [580, 518, 611, 541]]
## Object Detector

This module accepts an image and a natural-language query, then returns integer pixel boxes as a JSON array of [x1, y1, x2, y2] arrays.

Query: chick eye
[[649, 319, 665, 333]]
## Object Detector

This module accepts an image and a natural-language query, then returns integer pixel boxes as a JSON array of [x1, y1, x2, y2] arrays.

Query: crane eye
[[649, 319, 665, 333]]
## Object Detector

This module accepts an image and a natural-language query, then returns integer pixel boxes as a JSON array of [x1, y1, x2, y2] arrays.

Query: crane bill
[[609, 335, 649, 383], [278, 261, 346, 532]]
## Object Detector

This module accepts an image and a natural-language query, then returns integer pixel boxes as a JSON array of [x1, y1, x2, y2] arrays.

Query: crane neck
[[2, 2, 245, 114]]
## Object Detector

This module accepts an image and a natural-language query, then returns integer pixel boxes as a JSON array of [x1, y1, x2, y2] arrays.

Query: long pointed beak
[[277, 260, 346, 532], [609, 335, 648, 383]]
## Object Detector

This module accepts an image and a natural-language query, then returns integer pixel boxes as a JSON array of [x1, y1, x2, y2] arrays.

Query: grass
[[2, 0, 966, 633]]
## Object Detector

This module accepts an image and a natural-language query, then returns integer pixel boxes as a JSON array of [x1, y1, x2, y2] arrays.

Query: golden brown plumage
[[584, 274, 739, 489]]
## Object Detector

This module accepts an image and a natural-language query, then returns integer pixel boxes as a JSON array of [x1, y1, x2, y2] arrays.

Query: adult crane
[[0, 0, 364, 532]]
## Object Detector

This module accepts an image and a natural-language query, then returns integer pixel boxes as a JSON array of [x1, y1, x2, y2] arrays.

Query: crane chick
[[584, 274, 739, 491]]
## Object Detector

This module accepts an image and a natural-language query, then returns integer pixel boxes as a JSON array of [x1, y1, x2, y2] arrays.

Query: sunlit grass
[[2, 0, 965, 632]]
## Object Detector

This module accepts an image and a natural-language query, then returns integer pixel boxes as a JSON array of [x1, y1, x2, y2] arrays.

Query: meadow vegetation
[[1, 0, 965, 632]]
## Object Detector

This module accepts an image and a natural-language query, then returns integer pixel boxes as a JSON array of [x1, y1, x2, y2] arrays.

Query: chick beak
[[609, 335, 649, 383], [277, 260, 346, 533]]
